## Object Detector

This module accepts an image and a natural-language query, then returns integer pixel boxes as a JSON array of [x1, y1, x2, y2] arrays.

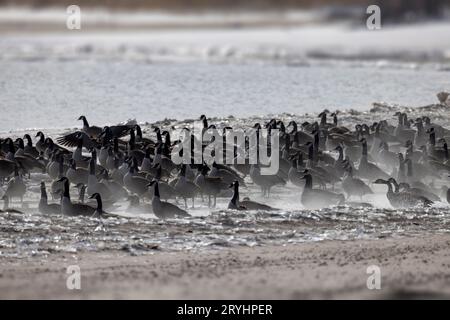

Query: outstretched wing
[[56, 131, 96, 149], [110, 125, 132, 139]]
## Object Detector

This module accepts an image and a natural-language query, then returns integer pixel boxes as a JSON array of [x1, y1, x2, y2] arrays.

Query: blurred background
[[0, 0, 449, 131], [0, 0, 449, 31]]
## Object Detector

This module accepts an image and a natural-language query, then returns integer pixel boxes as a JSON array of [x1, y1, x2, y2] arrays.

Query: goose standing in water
[[148, 180, 190, 219], [300, 171, 344, 209], [228, 181, 275, 210], [38, 181, 60, 214]]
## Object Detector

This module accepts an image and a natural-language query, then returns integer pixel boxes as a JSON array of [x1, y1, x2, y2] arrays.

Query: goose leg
[[191, 197, 195, 209]]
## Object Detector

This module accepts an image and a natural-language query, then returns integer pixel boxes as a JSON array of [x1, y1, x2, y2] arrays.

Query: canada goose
[[66, 159, 89, 186], [87, 154, 113, 201], [78, 115, 103, 138], [0, 158, 15, 181], [210, 161, 245, 186], [195, 165, 228, 207], [152, 143, 176, 173], [71, 133, 91, 168], [398, 182, 440, 202], [50, 155, 66, 198], [88, 193, 108, 217], [228, 181, 275, 210], [249, 165, 286, 197], [127, 194, 153, 214], [99, 125, 131, 140], [300, 171, 345, 209], [35, 131, 48, 153], [358, 138, 389, 181], [174, 164, 200, 208], [23, 134, 39, 158], [376, 142, 397, 171], [148, 180, 190, 219], [140, 148, 153, 173], [342, 165, 373, 200], [47, 152, 65, 180], [135, 124, 155, 146], [98, 169, 128, 200], [58, 177, 95, 216], [287, 155, 305, 188], [374, 179, 432, 208], [123, 161, 151, 197], [56, 130, 97, 152], [4, 166, 26, 203], [394, 112, 416, 143], [39, 181, 60, 215], [2, 138, 15, 162], [127, 128, 146, 164], [78, 184, 116, 210], [146, 165, 177, 200]]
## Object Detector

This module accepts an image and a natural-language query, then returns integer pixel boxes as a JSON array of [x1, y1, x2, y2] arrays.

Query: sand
[[1, 233, 450, 299]]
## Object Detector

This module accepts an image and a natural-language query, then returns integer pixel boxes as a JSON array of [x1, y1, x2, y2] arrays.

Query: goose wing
[[56, 131, 96, 149], [160, 201, 190, 218], [110, 125, 132, 138], [240, 200, 275, 211], [71, 203, 96, 216]]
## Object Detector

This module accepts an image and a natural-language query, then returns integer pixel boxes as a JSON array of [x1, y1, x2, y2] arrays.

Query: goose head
[[373, 179, 388, 185], [89, 193, 101, 201], [35, 131, 44, 139]]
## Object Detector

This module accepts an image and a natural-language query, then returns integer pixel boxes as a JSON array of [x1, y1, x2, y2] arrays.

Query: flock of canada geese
[[1, 110, 450, 219]]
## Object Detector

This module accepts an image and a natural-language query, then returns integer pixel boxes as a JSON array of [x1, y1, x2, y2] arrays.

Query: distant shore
[[2, 234, 450, 299]]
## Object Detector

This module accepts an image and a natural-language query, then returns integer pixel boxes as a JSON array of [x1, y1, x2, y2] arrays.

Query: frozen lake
[[0, 60, 448, 132], [1, 20, 450, 131]]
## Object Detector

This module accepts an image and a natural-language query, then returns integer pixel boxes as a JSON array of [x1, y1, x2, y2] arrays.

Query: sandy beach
[[1, 233, 450, 299]]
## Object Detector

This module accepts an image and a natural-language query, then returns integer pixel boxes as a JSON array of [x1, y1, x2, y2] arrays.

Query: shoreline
[[2, 234, 450, 299]]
